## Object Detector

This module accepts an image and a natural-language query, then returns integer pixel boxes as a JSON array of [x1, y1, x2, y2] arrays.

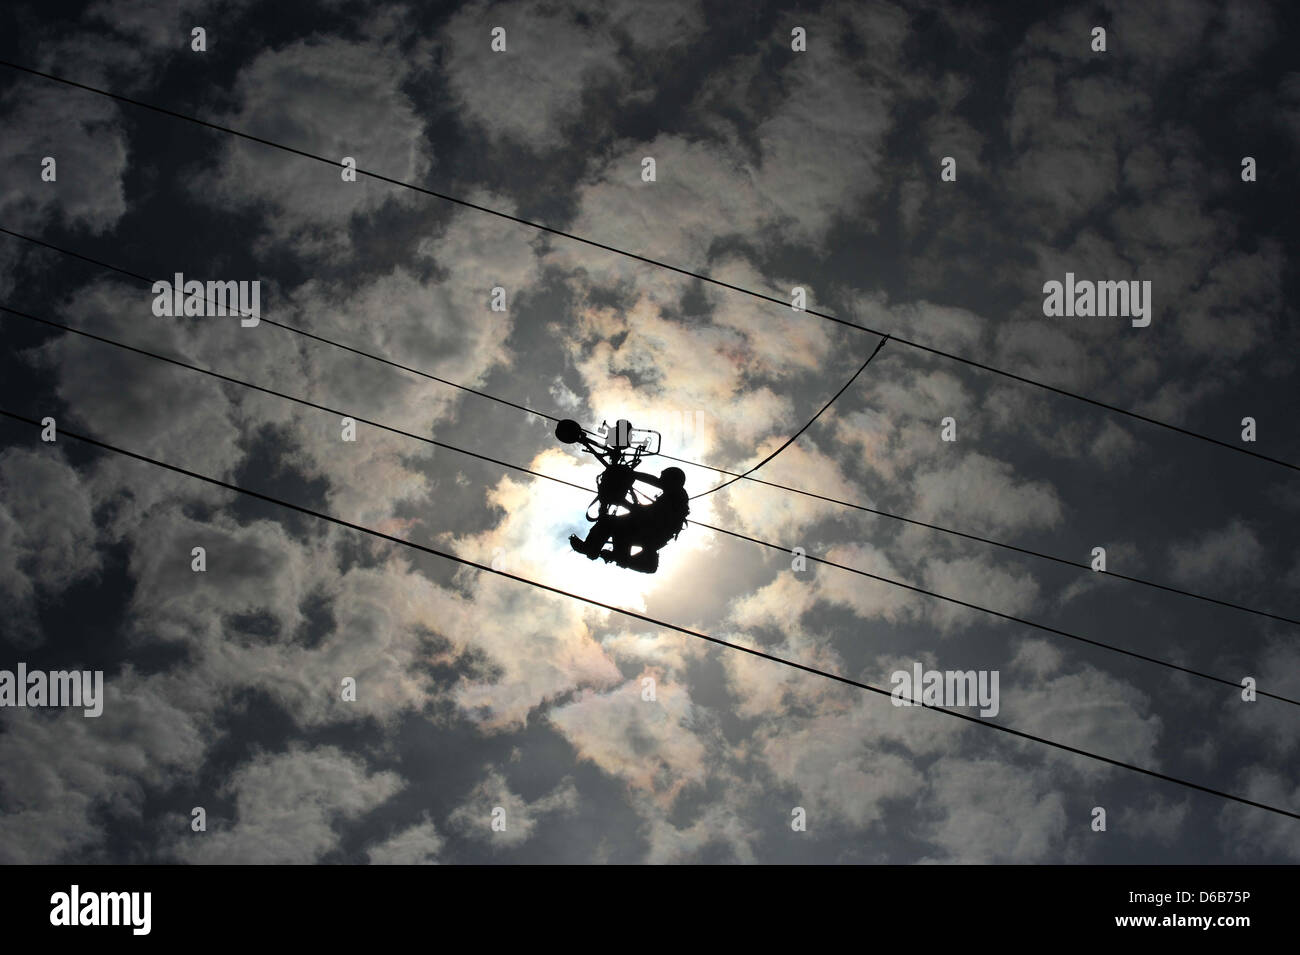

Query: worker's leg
[[610, 511, 656, 562], [571, 515, 620, 558]]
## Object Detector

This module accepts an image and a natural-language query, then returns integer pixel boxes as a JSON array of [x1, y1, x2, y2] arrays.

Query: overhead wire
[[2, 228, 1296, 629], [4, 301, 1297, 708], [1, 406, 1296, 822], [689, 333, 889, 500], [1, 59, 1296, 473]]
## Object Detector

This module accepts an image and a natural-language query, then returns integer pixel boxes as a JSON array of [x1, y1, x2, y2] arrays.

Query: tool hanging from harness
[[557, 418, 658, 521]]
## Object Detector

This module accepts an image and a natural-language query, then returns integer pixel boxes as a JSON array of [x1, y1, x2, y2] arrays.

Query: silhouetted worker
[[570, 467, 689, 569]]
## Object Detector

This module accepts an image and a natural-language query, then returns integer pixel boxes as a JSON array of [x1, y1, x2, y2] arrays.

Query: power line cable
[[2, 230, 1295, 629], [1, 59, 1295, 473], [0, 227, 557, 426], [1, 405, 1295, 821], [690, 333, 889, 499], [4, 301, 1296, 707]]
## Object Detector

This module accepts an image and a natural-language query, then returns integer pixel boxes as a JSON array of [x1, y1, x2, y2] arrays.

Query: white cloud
[[1218, 769, 1300, 862], [1168, 519, 1265, 585], [0, 448, 101, 638], [197, 25, 432, 258], [0, 670, 207, 863], [917, 757, 1068, 863], [447, 768, 578, 849], [549, 676, 709, 805], [173, 745, 402, 864], [911, 452, 1064, 536], [443, 0, 704, 151], [0, 84, 128, 239], [367, 818, 444, 864]]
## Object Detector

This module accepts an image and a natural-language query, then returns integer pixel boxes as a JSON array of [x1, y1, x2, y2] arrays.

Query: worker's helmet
[[660, 467, 686, 489]]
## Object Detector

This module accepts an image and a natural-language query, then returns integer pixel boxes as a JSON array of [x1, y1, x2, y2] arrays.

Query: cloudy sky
[[1, 0, 1298, 864]]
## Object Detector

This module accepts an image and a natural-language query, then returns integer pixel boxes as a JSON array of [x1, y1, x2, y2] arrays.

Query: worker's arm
[[632, 470, 664, 488]]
